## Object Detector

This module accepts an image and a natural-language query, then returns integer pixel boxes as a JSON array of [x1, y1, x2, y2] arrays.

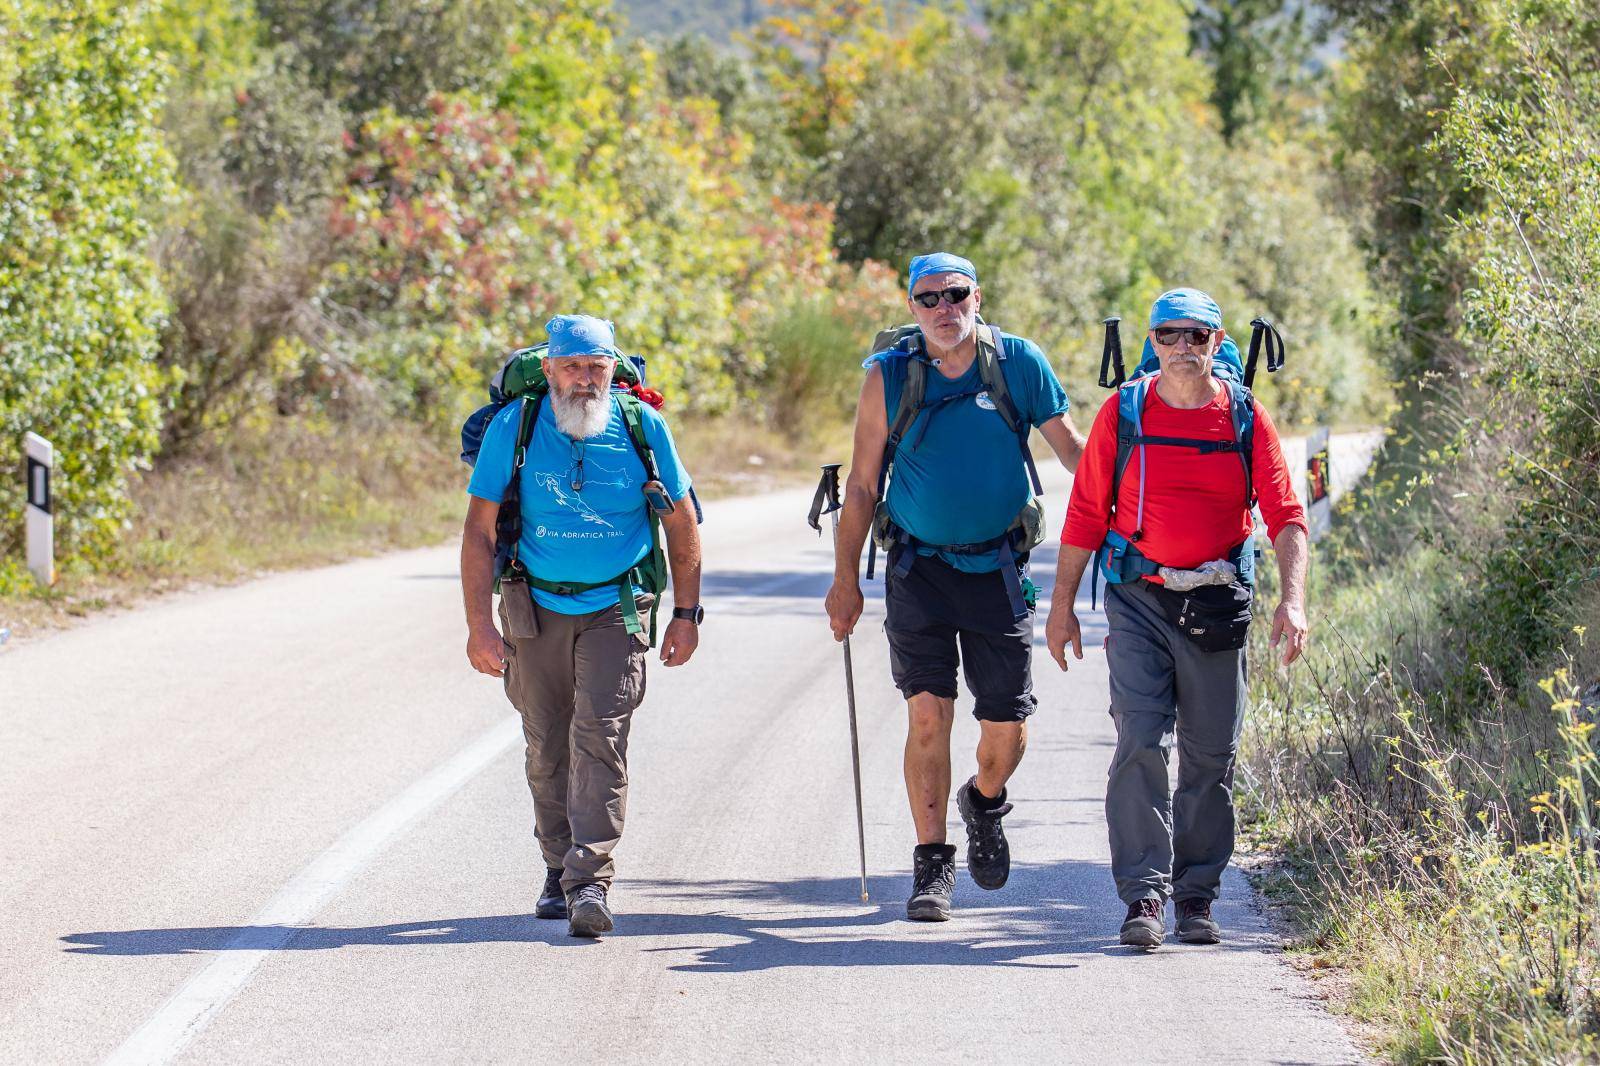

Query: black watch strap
[[672, 604, 704, 625]]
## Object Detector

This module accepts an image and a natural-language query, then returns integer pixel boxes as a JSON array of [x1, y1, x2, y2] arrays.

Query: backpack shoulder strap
[[977, 325, 1044, 495], [975, 324, 1022, 436], [1109, 377, 1151, 528], [615, 390, 668, 644], [885, 347, 927, 452], [868, 340, 928, 581], [496, 394, 544, 580], [616, 391, 661, 481], [1225, 380, 1257, 507]]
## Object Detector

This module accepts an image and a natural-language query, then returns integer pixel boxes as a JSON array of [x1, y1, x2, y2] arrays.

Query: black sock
[[969, 781, 1007, 810]]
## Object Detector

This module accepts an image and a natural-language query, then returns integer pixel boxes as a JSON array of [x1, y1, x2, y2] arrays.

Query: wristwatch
[[672, 604, 704, 625]]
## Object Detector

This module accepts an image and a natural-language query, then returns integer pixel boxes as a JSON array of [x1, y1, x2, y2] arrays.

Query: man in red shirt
[[1045, 288, 1308, 947]]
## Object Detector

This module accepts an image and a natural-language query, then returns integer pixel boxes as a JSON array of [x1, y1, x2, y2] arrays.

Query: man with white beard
[[461, 315, 702, 938]]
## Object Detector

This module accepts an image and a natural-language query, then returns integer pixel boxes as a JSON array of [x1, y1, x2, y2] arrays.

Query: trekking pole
[[807, 463, 870, 903]]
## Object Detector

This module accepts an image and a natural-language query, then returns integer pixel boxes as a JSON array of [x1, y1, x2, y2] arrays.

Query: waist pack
[[1148, 578, 1253, 653]]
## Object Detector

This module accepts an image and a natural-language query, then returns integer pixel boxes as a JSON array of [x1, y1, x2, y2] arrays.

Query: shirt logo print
[[531, 471, 614, 528]]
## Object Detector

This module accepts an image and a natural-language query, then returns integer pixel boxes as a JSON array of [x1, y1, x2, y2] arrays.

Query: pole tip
[[860, 891, 869, 903]]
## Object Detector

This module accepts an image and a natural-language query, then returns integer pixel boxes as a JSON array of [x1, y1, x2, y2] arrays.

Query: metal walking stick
[[808, 463, 869, 903]]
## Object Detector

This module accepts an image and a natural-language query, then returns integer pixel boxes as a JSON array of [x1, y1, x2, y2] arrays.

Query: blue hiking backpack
[[1090, 316, 1286, 603]]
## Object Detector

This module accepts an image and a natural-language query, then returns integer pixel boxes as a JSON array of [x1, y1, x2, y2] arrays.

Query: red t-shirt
[[1061, 376, 1307, 569]]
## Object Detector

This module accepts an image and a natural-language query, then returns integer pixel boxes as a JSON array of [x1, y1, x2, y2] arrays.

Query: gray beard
[[550, 387, 613, 439]]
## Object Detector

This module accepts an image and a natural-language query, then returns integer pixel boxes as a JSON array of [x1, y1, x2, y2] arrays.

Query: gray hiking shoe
[[1175, 897, 1221, 944], [535, 869, 567, 919], [567, 883, 614, 938], [906, 844, 957, 921], [955, 776, 1013, 890], [1120, 897, 1164, 947]]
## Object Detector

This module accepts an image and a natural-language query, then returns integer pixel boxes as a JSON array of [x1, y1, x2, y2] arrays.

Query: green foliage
[[0, 1, 176, 560], [156, 55, 348, 452], [1242, 1, 1600, 1057], [1188, 0, 1324, 144], [144, 0, 260, 88], [255, 0, 523, 114]]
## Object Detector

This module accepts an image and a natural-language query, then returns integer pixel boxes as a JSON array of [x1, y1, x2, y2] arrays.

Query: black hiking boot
[[1175, 897, 1221, 944], [906, 843, 957, 922], [535, 869, 567, 919], [567, 883, 614, 938], [955, 776, 1014, 890], [1119, 897, 1165, 947]]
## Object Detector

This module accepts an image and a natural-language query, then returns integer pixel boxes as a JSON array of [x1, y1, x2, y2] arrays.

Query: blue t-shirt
[[874, 332, 1069, 573], [468, 394, 692, 614]]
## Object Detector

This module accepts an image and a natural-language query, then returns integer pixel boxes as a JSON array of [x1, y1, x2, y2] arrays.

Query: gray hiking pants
[[1103, 580, 1247, 904], [499, 593, 649, 892]]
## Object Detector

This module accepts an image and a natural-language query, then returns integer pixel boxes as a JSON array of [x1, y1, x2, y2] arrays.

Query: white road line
[[104, 718, 520, 1066]]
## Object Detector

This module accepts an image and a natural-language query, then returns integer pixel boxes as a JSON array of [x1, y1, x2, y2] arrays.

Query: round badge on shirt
[[975, 391, 997, 411]]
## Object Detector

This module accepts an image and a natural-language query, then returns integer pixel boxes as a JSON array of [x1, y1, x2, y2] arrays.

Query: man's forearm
[[1053, 544, 1094, 604], [461, 528, 499, 633], [833, 479, 875, 582], [1039, 415, 1085, 475], [1273, 525, 1308, 606], [665, 517, 703, 607]]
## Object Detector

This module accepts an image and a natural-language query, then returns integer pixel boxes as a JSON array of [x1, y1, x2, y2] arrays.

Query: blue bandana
[[907, 252, 978, 295], [1148, 288, 1223, 330], [545, 314, 620, 359]]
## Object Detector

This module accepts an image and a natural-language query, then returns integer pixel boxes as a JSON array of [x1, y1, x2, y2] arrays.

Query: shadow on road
[[61, 862, 1275, 971]]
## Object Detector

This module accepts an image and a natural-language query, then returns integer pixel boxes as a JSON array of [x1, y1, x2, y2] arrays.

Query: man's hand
[[660, 618, 699, 667], [467, 624, 508, 677], [825, 578, 864, 642], [1045, 605, 1084, 671], [1269, 599, 1308, 665]]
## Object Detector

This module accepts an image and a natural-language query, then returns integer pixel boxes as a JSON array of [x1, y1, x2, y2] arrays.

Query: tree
[[1188, 0, 1321, 144]]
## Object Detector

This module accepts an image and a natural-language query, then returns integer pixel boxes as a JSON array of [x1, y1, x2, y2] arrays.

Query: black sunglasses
[[911, 286, 973, 309], [1151, 326, 1216, 346], [569, 440, 586, 491]]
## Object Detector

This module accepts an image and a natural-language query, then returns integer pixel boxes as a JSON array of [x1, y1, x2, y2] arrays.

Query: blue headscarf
[[1148, 288, 1223, 330], [545, 314, 620, 359], [907, 252, 978, 295]]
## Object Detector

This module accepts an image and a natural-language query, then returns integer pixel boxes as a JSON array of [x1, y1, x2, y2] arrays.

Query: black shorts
[[883, 552, 1036, 722]]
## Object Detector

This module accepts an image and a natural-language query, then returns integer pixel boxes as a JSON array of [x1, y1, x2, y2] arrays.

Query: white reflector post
[[1305, 426, 1332, 543], [24, 432, 54, 586]]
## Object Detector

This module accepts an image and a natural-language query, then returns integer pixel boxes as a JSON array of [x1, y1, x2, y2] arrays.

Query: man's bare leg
[[905, 691, 955, 844], [975, 720, 1026, 800], [958, 719, 1027, 891]]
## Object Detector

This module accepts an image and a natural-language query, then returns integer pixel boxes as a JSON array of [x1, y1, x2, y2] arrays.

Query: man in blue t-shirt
[[825, 253, 1085, 921], [461, 314, 702, 939]]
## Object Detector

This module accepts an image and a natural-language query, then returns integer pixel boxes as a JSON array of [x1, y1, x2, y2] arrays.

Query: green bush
[[0, 1, 176, 562]]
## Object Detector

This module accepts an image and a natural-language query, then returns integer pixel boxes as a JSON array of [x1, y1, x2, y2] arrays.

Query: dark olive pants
[[499, 593, 648, 892]]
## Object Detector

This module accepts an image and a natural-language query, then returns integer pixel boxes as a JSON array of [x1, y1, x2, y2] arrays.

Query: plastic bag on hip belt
[[1158, 559, 1238, 592]]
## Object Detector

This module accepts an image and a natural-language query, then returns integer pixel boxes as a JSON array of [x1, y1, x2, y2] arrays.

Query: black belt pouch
[[1149, 580, 1253, 653]]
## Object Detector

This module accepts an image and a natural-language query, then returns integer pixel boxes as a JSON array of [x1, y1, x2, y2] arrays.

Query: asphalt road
[[0, 436, 1379, 1065]]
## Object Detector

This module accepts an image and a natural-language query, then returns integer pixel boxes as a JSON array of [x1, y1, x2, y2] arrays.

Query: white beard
[[550, 386, 613, 439]]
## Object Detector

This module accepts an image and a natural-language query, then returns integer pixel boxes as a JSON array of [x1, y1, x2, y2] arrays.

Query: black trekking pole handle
[[1244, 317, 1285, 388], [808, 463, 843, 533], [1098, 316, 1124, 389]]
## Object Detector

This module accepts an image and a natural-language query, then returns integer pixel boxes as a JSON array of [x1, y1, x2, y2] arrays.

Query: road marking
[[103, 718, 520, 1066]]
